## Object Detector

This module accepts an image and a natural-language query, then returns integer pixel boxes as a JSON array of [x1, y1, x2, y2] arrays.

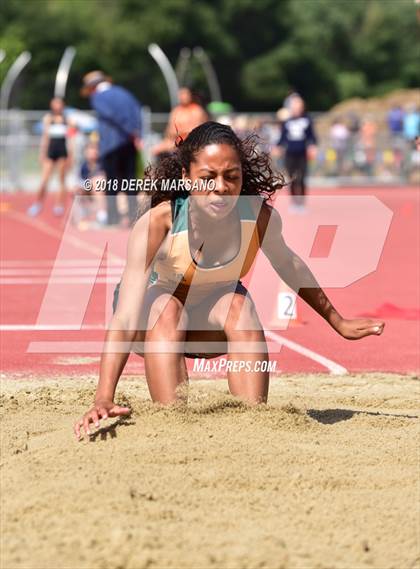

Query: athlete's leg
[[37, 159, 55, 201], [213, 291, 269, 403], [143, 292, 189, 404], [56, 158, 68, 211], [285, 153, 299, 206], [102, 148, 121, 225], [112, 282, 188, 404], [27, 159, 54, 215], [114, 282, 268, 404], [294, 154, 307, 207], [187, 287, 269, 404]]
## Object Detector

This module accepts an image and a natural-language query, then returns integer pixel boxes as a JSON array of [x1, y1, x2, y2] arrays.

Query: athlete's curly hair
[[143, 121, 285, 210]]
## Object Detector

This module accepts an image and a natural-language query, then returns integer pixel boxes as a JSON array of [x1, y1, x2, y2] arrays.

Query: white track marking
[[0, 268, 123, 275], [0, 324, 104, 331], [7, 210, 126, 263], [0, 278, 120, 284], [27, 341, 105, 352], [2, 215, 126, 285], [0, 267, 122, 278], [265, 330, 348, 375], [0, 260, 124, 267], [0, 265, 123, 283]]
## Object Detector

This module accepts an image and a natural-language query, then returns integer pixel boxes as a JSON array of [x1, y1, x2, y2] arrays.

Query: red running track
[[1, 187, 419, 378]]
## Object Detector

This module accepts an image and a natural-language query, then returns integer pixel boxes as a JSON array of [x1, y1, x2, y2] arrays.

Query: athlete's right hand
[[73, 399, 131, 440]]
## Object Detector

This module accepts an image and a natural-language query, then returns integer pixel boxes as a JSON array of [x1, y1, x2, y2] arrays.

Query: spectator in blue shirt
[[81, 71, 142, 226], [387, 106, 405, 136]]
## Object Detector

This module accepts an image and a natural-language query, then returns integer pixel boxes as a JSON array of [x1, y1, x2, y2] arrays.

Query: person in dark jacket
[[81, 71, 142, 226], [277, 95, 317, 212]]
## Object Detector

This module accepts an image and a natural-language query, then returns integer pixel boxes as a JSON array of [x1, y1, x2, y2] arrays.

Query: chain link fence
[[1, 108, 419, 192]]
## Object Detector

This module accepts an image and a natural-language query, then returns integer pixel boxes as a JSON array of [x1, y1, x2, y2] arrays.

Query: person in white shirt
[[27, 97, 72, 217]]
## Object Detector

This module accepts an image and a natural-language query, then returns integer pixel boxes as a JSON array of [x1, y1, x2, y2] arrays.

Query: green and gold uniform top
[[153, 195, 261, 304]]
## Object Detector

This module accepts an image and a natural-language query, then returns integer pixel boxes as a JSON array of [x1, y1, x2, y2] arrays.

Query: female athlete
[[74, 121, 384, 439], [27, 97, 71, 217]]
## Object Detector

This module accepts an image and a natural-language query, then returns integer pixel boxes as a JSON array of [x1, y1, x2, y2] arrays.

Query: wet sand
[[1, 373, 419, 569]]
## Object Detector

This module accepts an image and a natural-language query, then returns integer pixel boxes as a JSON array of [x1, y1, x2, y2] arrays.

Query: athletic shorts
[[47, 138, 68, 161], [112, 280, 249, 359]]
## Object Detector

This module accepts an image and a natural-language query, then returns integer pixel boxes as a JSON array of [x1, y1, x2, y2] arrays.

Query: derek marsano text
[[84, 178, 216, 192]]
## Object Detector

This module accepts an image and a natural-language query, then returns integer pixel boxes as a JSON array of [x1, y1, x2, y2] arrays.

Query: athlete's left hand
[[335, 318, 385, 340]]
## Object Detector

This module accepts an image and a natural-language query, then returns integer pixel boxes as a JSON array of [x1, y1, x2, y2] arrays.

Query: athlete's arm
[[165, 108, 178, 142], [151, 109, 177, 155], [73, 203, 171, 439], [258, 203, 384, 340], [306, 117, 317, 146], [277, 121, 288, 148], [306, 117, 318, 160]]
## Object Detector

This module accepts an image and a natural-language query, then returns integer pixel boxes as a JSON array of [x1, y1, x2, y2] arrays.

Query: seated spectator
[[72, 142, 107, 227], [329, 117, 350, 175]]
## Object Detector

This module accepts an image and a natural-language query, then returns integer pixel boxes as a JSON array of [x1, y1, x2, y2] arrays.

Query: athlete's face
[[184, 143, 243, 219], [50, 98, 64, 114], [290, 96, 305, 117], [85, 145, 98, 162], [179, 88, 192, 106]]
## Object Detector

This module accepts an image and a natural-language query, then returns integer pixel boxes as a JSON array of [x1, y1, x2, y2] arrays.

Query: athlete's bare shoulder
[[152, 199, 172, 214], [150, 200, 172, 230], [126, 200, 172, 265], [130, 200, 172, 242]]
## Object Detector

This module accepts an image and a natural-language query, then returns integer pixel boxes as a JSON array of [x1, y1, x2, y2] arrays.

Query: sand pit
[[1, 373, 419, 569]]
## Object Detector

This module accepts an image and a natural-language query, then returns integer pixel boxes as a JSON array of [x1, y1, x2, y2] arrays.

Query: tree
[[0, 0, 418, 111]]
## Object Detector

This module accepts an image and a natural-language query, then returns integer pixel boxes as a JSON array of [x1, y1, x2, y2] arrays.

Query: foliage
[[0, 0, 418, 111]]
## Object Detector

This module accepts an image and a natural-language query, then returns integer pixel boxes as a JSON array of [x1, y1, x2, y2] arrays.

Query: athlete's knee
[[223, 294, 261, 335], [149, 295, 188, 334]]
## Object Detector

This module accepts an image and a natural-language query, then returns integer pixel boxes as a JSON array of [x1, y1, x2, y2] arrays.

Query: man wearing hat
[[81, 71, 142, 225]]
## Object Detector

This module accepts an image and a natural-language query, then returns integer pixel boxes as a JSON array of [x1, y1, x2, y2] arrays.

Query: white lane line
[[265, 330, 348, 375], [7, 210, 126, 263], [0, 278, 120, 284], [0, 260, 125, 267], [0, 268, 123, 276], [0, 324, 105, 331], [27, 342, 105, 352]]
